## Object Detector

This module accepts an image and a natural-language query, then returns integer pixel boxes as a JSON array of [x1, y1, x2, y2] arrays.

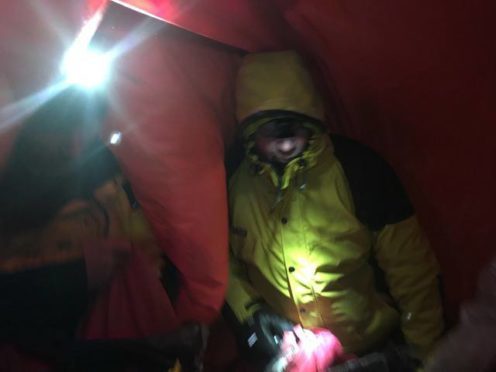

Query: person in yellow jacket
[[226, 51, 444, 369], [0, 90, 203, 371]]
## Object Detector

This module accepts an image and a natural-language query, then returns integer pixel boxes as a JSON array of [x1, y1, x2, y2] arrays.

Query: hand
[[241, 309, 294, 362]]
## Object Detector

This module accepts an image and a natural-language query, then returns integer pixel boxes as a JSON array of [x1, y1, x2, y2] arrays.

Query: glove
[[270, 326, 343, 372], [287, 326, 343, 372], [241, 309, 294, 363]]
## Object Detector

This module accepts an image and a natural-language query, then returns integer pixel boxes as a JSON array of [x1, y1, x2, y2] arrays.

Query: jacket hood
[[235, 51, 331, 195], [236, 50, 326, 134]]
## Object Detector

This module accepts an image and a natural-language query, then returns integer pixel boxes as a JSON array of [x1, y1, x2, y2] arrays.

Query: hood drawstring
[[270, 157, 307, 212], [297, 158, 308, 191], [270, 173, 284, 213], [250, 163, 263, 176], [250, 161, 283, 213]]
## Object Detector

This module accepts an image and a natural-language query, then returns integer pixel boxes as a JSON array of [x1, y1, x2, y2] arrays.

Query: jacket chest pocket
[[229, 226, 256, 264]]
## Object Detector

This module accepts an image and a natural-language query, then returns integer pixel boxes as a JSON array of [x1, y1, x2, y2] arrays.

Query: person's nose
[[278, 138, 295, 152]]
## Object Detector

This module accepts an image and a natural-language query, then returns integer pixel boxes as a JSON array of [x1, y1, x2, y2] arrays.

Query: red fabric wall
[[2, 0, 495, 326], [120, 0, 496, 318], [97, 3, 238, 323], [121, 0, 496, 319], [110, 0, 290, 51]]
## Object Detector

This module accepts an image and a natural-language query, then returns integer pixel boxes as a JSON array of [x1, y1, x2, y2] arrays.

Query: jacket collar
[[245, 133, 332, 190]]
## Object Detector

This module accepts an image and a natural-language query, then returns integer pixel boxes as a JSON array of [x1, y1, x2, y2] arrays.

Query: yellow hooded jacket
[[227, 51, 443, 357]]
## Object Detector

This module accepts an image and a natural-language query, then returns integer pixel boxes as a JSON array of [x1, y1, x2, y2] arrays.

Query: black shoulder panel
[[331, 134, 414, 231]]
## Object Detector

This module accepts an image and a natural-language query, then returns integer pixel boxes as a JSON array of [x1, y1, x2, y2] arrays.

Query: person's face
[[254, 121, 310, 164]]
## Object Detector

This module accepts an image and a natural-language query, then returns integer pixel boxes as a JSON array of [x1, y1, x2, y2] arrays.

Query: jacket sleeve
[[226, 244, 264, 323], [373, 216, 444, 358], [334, 136, 444, 357]]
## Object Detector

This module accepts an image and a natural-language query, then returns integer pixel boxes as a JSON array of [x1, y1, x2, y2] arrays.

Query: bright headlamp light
[[61, 45, 111, 89]]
